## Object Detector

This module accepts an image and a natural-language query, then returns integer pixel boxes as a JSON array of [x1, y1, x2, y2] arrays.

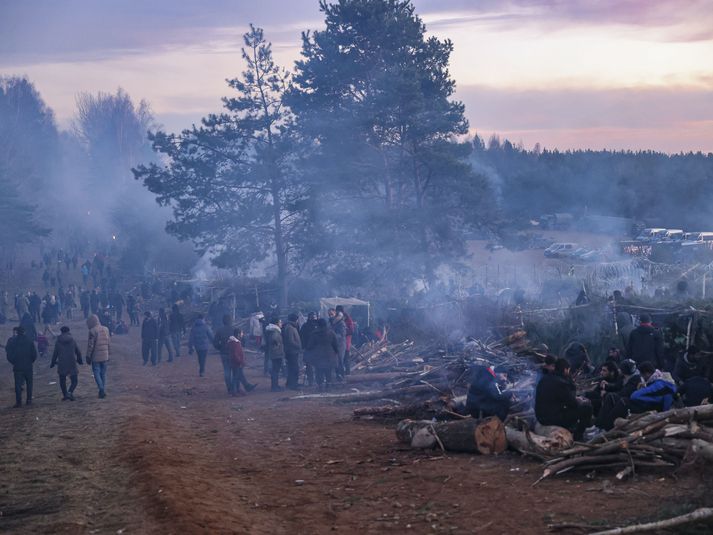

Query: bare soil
[[0, 319, 710, 534]]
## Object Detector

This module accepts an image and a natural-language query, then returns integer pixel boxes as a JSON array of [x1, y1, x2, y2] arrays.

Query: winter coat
[[630, 371, 676, 411], [169, 311, 185, 334], [265, 324, 285, 359], [6, 333, 37, 372], [141, 317, 158, 341], [331, 314, 346, 340], [535, 372, 579, 426], [300, 319, 319, 365], [466, 365, 511, 420], [20, 313, 37, 342], [157, 315, 170, 339], [673, 354, 705, 384], [679, 376, 713, 407], [282, 321, 302, 356], [51, 332, 83, 376], [627, 324, 664, 369], [249, 314, 264, 337], [307, 326, 339, 369], [87, 314, 110, 363], [188, 319, 214, 352], [228, 336, 246, 368], [213, 323, 233, 355]]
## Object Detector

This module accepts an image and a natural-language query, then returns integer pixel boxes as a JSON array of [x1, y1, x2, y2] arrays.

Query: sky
[[1, 0, 712, 153]]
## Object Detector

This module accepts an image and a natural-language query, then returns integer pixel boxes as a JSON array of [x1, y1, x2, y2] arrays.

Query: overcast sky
[[2, 0, 712, 152]]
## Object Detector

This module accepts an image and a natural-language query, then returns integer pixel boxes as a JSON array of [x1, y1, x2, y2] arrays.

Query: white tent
[[319, 297, 370, 326]]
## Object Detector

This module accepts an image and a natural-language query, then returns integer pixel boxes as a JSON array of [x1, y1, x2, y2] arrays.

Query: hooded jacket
[[141, 316, 158, 341], [627, 323, 664, 369], [466, 365, 511, 420], [188, 318, 214, 352], [20, 312, 37, 342], [51, 332, 83, 376], [630, 370, 676, 411], [265, 324, 285, 359], [535, 372, 579, 426], [87, 314, 110, 363]]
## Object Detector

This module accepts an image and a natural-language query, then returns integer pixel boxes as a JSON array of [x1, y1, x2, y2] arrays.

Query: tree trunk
[[396, 417, 507, 454]]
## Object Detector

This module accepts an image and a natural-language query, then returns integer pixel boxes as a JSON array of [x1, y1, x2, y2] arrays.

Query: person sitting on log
[[465, 365, 512, 421], [629, 361, 677, 413], [535, 357, 593, 441], [584, 361, 622, 416], [563, 342, 593, 376], [536, 354, 557, 386], [674, 347, 712, 407], [594, 359, 642, 431]]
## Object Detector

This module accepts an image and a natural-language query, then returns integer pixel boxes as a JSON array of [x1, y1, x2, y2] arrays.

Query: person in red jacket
[[228, 328, 257, 396]]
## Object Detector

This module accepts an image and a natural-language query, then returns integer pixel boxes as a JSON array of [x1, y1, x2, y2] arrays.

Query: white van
[[544, 243, 578, 258]]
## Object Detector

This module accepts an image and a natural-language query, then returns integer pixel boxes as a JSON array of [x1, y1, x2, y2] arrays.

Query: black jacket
[[679, 376, 713, 407], [6, 333, 38, 372], [627, 324, 664, 368], [466, 365, 511, 420], [141, 317, 158, 341], [169, 311, 185, 334], [213, 324, 233, 355], [673, 354, 704, 384], [307, 326, 339, 368], [620, 374, 643, 399], [535, 372, 579, 425]]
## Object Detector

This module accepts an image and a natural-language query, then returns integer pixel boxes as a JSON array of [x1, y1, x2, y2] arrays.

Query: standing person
[[283, 313, 302, 390], [127, 294, 139, 326], [214, 315, 235, 395], [188, 314, 214, 377], [16, 292, 29, 320], [111, 291, 125, 322], [86, 314, 110, 398], [329, 308, 347, 381], [80, 289, 90, 319], [228, 328, 256, 395], [28, 292, 41, 323], [90, 289, 99, 315], [627, 314, 664, 369], [265, 318, 285, 392], [157, 308, 174, 363], [6, 326, 37, 407], [20, 312, 38, 342], [300, 312, 319, 387], [50, 326, 83, 401], [169, 304, 185, 357], [249, 311, 264, 349], [307, 318, 339, 392], [141, 311, 159, 366]]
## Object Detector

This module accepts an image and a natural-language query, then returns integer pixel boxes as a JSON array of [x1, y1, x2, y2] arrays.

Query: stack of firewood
[[534, 404, 713, 483]]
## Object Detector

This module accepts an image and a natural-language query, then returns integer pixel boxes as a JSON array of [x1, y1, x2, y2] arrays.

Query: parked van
[[635, 228, 667, 242], [665, 229, 684, 241], [544, 243, 578, 258]]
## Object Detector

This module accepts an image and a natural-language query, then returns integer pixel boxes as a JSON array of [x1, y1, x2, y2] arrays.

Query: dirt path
[[0, 320, 709, 534]]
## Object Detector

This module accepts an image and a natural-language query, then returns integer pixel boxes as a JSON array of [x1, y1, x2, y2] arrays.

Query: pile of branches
[[534, 404, 713, 483]]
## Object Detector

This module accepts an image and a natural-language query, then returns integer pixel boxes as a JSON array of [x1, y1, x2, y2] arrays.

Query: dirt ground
[[0, 319, 711, 534]]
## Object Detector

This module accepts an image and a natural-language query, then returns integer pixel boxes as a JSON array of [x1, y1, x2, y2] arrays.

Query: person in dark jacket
[[141, 311, 159, 366], [50, 326, 83, 400], [299, 312, 319, 386], [563, 342, 592, 375], [627, 314, 664, 369], [283, 313, 302, 390], [673, 346, 705, 384], [584, 361, 622, 416], [535, 358, 592, 440], [169, 304, 185, 357], [6, 326, 38, 407], [90, 289, 99, 315], [594, 359, 642, 430], [20, 312, 38, 342], [265, 318, 285, 392], [157, 308, 174, 363], [214, 315, 235, 395], [188, 314, 214, 377], [629, 361, 677, 413], [80, 289, 90, 319], [307, 318, 339, 391], [227, 328, 256, 395], [465, 365, 512, 420]]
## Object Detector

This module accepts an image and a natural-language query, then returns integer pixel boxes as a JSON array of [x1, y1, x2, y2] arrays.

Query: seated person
[[629, 361, 676, 413], [678, 376, 713, 407], [465, 365, 512, 421], [595, 359, 642, 430], [535, 357, 592, 440], [673, 346, 705, 385], [564, 342, 592, 375], [536, 354, 557, 385], [585, 361, 622, 416]]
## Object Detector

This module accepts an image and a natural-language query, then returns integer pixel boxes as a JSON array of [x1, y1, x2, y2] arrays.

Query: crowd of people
[[465, 311, 713, 440]]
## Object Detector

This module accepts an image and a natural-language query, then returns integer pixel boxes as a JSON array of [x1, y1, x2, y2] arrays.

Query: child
[[37, 330, 50, 358], [228, 328, 256, 396]]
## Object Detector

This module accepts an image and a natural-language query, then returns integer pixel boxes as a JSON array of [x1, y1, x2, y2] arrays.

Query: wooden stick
[[588, 507, 713, 535]]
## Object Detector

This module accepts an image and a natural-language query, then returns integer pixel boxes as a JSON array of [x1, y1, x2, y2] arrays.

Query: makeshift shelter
[[320, 297, 371, 326]]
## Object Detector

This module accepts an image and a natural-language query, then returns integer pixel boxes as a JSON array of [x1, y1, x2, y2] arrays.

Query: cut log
[[396, 417, 506, 454], [353, 400, 451, 421], [506, 428, 571, 458], [533, 424, 574, 449]]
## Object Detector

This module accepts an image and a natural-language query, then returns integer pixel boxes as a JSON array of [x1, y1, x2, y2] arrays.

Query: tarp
[[320, 297, 370, 325]]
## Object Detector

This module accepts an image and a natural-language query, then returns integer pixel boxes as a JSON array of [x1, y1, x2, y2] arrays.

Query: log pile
[[533, 404, 713, 483]]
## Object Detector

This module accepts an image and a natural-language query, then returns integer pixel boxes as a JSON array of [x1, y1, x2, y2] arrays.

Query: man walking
[[6, 326, 37, 407], [169, 304, 185, 357], [283, 313, 302, 390], [50, 326, 83, 401], [214, 314, 235, 395], [87, 314, 111, 398], [141, 311, 159, 365]]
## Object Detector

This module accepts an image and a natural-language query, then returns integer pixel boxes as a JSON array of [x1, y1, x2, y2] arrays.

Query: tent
[[319, 297, 371, 326]]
